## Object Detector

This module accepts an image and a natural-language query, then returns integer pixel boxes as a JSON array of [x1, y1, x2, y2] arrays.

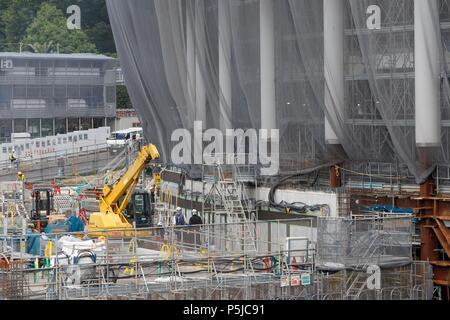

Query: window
[[68, 136, 73, 142], [63, 137, 67, 144], [58, 138, 62, 144], [47, 141, 51, 146], [12, 85, 26, 99], [84, 134, 88, 140], [79, 134, 83, 140], [2, 147, 6, 153], [36, 141, 40, 147], [26, 144, 29, 149]]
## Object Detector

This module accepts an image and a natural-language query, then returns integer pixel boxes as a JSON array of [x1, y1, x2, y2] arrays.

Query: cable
[[267, 161, 340, 214]]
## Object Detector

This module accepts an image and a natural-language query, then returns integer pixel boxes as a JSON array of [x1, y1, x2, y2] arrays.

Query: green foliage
[[0, 0, 44, 51], [86, 21, 116, 55], [0, 0, 115, 54], [48, 0, 116, 54], [116, 85, 133, 109], [22, 2, 97, 53]]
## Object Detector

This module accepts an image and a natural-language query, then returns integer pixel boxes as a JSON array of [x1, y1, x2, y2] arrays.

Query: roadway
[[0, 149, 120, 183]]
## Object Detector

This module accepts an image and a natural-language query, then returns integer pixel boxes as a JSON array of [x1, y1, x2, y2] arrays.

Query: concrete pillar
[[187, 5, 206, 124], [195, 5, 207, 124], [415, 0, 441, 147], [323, 0, 344, 145], [187, 7, 196, 121], [218, 0, 232, 131], [260, 0, 276, 130]]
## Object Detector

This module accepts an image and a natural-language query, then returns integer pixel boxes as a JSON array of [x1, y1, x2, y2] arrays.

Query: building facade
[[0, 52, 117, 143]]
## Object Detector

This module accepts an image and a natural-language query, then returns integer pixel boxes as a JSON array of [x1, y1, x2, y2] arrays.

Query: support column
[[329, 165, 342, 188], [187, 3, 206, 124], [195, 4, 206, 124], [420, 224, 439, 261], [415, 0, 441, 149], [323, 0, 344, 145], [260, 0, 276, 130], [324, 0, 345, 188], [218, 0, 232, 131]]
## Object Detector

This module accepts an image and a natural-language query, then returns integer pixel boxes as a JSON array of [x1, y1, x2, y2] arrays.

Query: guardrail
[[0, 143, 112, 182]]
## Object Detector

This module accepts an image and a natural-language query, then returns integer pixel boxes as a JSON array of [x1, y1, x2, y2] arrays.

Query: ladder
[[203, 163, 257, 254]]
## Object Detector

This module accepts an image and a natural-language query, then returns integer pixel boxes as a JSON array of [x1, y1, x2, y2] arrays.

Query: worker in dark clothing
[[189, 209, 203, 225], [189, 209, 203, 247]]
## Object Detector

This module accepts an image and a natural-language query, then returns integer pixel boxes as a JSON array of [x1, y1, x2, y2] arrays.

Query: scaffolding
[[0, 214, 434, 300], [0, 218, 312, 300], [202, 157, 258, 253]]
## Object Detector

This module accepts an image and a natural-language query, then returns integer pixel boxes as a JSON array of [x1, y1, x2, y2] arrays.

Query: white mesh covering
[[106, 0, 450, 181]]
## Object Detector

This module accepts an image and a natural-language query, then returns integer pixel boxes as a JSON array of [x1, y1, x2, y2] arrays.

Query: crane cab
[[122, 189, 153, 228]]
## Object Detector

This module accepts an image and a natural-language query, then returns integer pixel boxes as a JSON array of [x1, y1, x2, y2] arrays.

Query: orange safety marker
[[291, 257, 299, 271]]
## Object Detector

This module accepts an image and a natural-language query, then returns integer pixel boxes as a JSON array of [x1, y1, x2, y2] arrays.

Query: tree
[[86, 21, 116, 55], [116, 85, 133, 109], [22, 2, 97, 53], [48, 0, 116, 54], [0, 0, 44, 51]]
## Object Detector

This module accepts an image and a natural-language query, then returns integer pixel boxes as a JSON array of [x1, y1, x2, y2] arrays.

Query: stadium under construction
[[1, 0, 450, 301]]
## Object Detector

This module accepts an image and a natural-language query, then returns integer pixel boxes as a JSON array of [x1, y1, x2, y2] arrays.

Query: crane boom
[[88, 144, 160, 234]]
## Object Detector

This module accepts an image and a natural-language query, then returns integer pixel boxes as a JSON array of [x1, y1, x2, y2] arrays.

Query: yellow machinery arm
[[88, 144, 160, 234]]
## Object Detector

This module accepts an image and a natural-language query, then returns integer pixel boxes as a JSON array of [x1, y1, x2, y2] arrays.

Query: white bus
[[107, 127, 143, 154]]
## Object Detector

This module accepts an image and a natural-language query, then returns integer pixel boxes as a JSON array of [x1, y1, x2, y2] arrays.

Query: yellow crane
[[87, 144, 160, 235]]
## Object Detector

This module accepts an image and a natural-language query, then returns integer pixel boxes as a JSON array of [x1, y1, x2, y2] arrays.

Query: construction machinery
[[87, 144, 160, 235], [31, 186, 55, 232], [122, 188, 153, 228]]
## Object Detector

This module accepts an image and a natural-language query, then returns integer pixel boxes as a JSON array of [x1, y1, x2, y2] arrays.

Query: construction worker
[[189, 209, 203, 225], [8, 149, 16, 162], [172, 207, 186, 242], [8, 148, 17, 169], [189, 209, 203, 247], [17, 171, 25, 182], [173, 207, 186, 226]]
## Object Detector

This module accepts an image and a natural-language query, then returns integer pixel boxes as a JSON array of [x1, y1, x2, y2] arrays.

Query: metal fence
[[0, 215, 433, 300], [316, 216, 413, 270]]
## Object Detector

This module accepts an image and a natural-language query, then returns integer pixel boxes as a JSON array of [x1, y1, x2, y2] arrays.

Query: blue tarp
[[44, 216, 85, 234], [26, 233, 40, 255], [367, 205, 414, 214]]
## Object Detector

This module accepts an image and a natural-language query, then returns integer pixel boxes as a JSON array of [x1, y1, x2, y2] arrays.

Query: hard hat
[[18, 171, 22, 175], [176, 207, 181, 211], [192, 209, 197, 214]]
